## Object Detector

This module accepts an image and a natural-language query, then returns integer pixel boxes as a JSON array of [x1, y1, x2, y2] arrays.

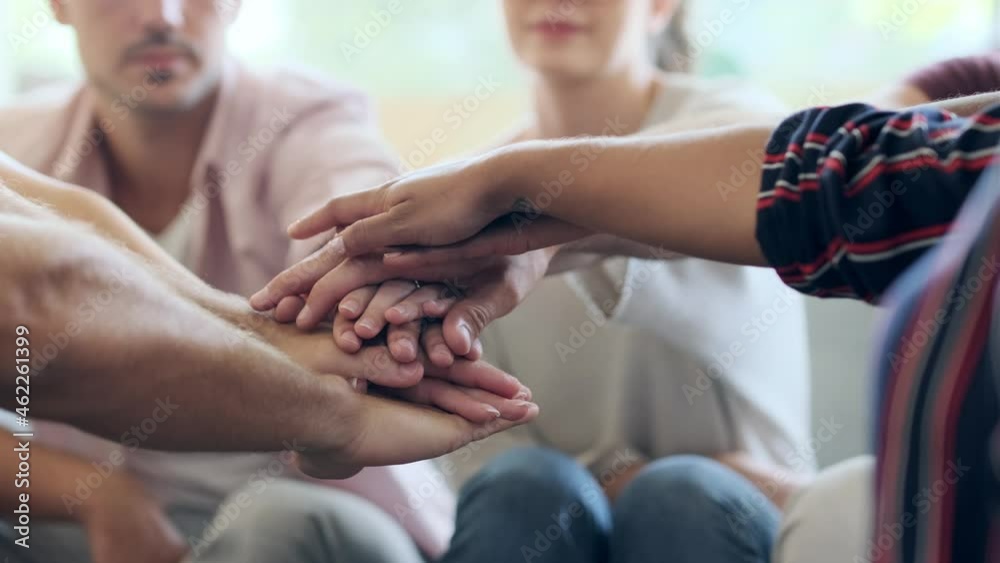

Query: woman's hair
[[653, 1, 694, 73]]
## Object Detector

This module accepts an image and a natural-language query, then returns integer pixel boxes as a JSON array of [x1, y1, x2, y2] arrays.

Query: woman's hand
[[285, 155, 519, 257]]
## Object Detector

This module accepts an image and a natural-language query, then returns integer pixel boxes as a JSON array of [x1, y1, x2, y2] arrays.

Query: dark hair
[[653, 1, 694, 73]]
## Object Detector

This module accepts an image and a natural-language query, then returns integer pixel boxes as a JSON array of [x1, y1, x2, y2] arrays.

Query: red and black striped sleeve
[[755, 102, 1000, 302]]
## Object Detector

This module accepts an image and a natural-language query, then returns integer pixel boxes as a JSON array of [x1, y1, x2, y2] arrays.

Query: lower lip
[[535, 24, 582, 38]]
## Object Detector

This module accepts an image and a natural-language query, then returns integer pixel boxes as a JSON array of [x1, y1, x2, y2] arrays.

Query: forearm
[[1, 217, 353, 453], [0, 154, 256, 327], [493, 124, 776, 266], [921, 90, 1000, 117]]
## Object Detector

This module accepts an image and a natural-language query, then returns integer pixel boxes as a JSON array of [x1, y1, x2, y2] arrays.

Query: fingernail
[[356, 319, 376, 334], [392, 339, 415, 358], [329, 236, 345, 255], [384, 251, 403, 259], [348, 378, 359, 391], [343, 332, 361, 349], [390, 305, 413, 319], [514, 388, 530, 401], [458, 322, 474, 350], [296, 304, 313, 326], [286, 219, 301, 234], [483, 405, 501, 418], [340, 300, 359, 315]]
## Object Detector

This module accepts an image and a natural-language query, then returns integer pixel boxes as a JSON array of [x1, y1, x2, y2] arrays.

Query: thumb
[[442, 286, 516, 356]]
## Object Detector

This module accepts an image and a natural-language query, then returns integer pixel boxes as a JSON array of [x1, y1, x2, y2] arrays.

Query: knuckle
[[462, 301, 495, 333]]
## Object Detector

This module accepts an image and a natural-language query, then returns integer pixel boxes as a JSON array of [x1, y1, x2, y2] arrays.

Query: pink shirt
[[0, 60, 455, 556]]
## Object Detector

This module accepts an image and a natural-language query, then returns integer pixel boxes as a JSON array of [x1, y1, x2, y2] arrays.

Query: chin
[[528, 57, 602, 83]]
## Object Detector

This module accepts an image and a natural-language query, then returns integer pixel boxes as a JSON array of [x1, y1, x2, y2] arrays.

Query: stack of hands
[[248, 159, 589, 459]]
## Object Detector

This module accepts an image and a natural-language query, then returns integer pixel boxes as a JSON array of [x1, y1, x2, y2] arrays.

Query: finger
[[287, 186, 388, 240], [424, 359, 528, 400], [387, 321, 421, 364], [295, 393, 538, 478], [465, 338, 484, 361], [355, 280, 420, 339], [388, 379, 535, 423], [420, 323, 454, 368], [442, 284, 517, 356], [351, 346, 424, 388], [273, 295, 306, 323], [332, 312, 362, 353], [421, 296, 459, 318], [384, 216, 590, 268], [337, 215, 399, 257], [385, 285, 451, 324], [249, 238, 347, 310], [338, 286, 378, 320], [295, 257, 387, 329]]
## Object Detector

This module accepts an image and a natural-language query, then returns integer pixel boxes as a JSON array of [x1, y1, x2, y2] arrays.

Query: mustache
[[121, 32, 199, 65]]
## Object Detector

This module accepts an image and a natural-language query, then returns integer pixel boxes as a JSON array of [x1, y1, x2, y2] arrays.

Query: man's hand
[[298, 387, 539, 479], [82, 476, 189, 563]]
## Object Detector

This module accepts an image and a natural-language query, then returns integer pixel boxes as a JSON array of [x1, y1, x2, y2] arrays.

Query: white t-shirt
[[441, 74, 813, 485]]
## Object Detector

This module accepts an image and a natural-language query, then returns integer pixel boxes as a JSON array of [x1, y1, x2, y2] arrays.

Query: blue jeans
[[439, 447, 780, 563]]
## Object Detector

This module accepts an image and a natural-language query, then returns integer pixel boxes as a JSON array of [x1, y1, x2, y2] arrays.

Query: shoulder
[[0, 83, 83, 166], [235, 63, 375, 125]]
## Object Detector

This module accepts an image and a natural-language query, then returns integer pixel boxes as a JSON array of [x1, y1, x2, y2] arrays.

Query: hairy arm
[[0, 153, 258, 329], [0, 212, 355, 453]]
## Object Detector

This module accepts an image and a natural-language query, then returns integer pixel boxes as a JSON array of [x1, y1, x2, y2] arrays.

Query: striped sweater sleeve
[[755, 102, 1000, 302]]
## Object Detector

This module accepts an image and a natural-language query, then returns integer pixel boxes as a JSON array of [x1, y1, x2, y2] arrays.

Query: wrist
[[294, 375, 363, 455], [478, 142, 547, 215]]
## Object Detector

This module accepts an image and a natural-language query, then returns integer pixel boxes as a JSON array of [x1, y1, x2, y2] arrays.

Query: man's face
[[53, 0, 238, 115]]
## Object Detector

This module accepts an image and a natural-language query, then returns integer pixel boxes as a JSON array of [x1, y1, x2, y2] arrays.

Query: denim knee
[[461, 447, 606, 513], [613, 455, 780, 559]]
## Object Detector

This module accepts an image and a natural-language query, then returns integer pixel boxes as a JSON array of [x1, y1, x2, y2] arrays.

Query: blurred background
[[3, 0, 994, 467], [4, 0, 995, 164]]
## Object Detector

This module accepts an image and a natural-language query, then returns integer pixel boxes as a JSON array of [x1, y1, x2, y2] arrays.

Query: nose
[[137, 0, 186, 31]]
